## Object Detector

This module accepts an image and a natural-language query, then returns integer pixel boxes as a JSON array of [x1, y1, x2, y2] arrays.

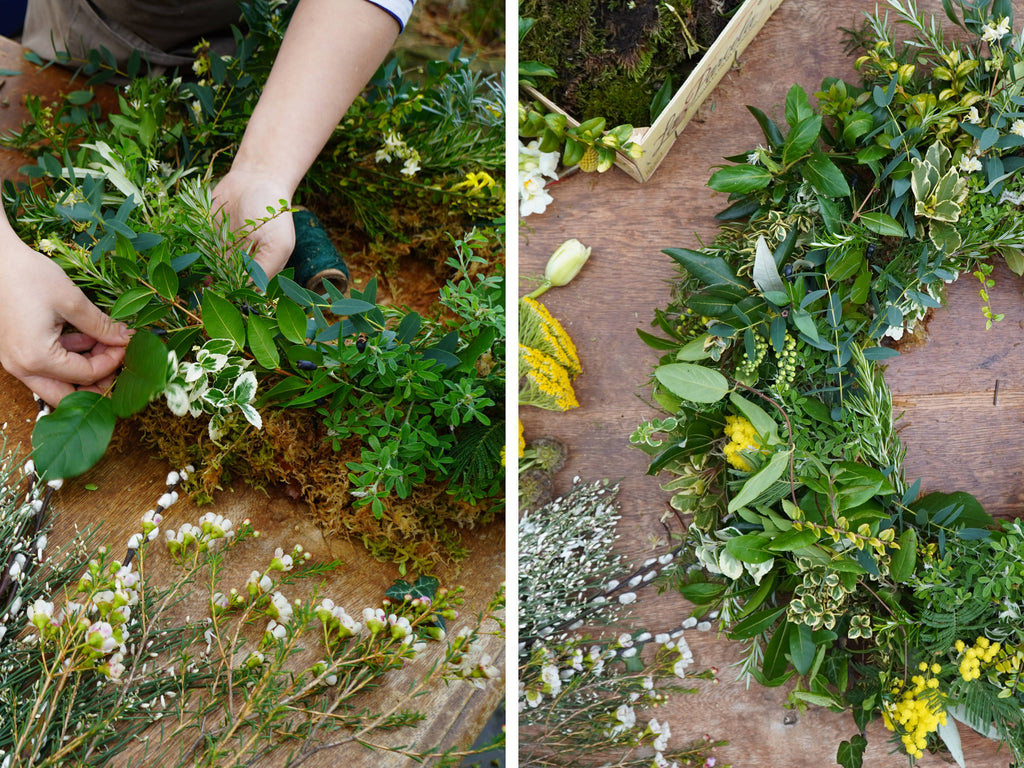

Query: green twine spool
[[286, 207, 350, 294]]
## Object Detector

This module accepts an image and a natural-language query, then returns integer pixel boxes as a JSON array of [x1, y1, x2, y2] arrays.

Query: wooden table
[[518, 1, 1021, 764], [0, 37, 504, 767]]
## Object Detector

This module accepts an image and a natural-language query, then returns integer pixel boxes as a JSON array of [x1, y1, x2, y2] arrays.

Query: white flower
[[982, 16, 1011, 44], [519, 173, 554, 217], [267, 591, 293, 622], [541, 663, 562, 695], [649, 718, 671, 752], [615, 703, 636, 729], [959, 153, 983, 173], [1012, 119, 1024, 137], [400, 157, 421, 176], [965, 106, 982, 125]]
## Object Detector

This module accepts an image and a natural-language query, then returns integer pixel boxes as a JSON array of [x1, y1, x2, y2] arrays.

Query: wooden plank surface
[[517, 0, 1019, 765], [0, 37, 504, 767]]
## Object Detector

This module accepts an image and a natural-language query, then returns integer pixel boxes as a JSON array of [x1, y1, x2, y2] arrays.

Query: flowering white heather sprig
[[315, 598, 362, 640], [265, 591, 293, 622]]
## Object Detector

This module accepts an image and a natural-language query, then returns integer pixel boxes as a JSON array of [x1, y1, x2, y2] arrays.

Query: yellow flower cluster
[[520, 297, 582, 378], [519, 345, 579, 411], [882, 663, 947, 760], [956, 635, 1001, 681], [722, 415, 761, 470]]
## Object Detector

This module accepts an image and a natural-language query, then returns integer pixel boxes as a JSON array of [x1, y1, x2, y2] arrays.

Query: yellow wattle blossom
[[722, 415, 762, 470], [881, 668, 948, 760], [519, 296, 582, 378], [519, 420, 526, 458], [957, 635, 1001, 681], [519, 345, 579, 411]]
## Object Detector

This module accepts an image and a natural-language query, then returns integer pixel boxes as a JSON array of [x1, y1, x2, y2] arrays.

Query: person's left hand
[[212, 168, 295, 278]]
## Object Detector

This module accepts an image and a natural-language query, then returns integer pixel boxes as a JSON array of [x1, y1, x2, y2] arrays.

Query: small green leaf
[[728, 605, 787, 640], [708, 164, 773, 193], [664, 248, 749, 289], [789, 622, 817, 675], [888, 528, 918, 583], [247, 314, 281, 369], [32, 392, 116, 480], [804, 153, 851, 198], [330, 298, 376, 316], [859, 212, 905, 237], [150, 260, 179, 300], [202, 290, 246, 350], [84, 483, 99, 491], [275, 298, 308, 344], [728, 450, 792, 513], [783, 114, 822, 165], [725, 533, 774, 564], [729, 392, 779, 444], [678, 581, 726, 604], [109, 287, 155, 320], [385, 575, 440, 603], [111, 331, 169, 419], [767, 527, 819, 552], [654, 363, 730, 404], [837, 735, 867, 768], [761, 619, 793, 681]]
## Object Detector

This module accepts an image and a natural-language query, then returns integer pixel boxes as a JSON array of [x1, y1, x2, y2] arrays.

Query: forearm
[[231, 0, 401, 196]]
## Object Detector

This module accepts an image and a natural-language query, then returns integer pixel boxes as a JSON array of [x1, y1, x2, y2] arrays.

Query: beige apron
[[22, 0, 242, 67]]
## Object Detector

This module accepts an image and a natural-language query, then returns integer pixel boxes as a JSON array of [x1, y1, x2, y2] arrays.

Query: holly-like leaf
[[32, 392, 116, 480], [111, 330, 169, 418], [385, 575, 440, 603]]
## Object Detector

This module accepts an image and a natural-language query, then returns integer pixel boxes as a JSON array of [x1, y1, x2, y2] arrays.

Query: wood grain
[[518, 0, 1020, 765], [0, 37, 504, 767]]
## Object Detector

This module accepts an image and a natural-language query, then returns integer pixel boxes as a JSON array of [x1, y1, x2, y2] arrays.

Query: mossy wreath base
[[520, 0, 743, 127], [113, 405, 490, 570]]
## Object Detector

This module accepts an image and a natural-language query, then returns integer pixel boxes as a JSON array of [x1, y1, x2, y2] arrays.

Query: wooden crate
[[525, 0, 784, 182]]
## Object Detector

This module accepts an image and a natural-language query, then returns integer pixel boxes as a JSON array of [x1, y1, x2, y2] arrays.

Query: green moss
[[521, 0, 743, 127]]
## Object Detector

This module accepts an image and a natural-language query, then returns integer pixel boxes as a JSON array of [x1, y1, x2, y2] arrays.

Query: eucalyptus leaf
[[655, 363, 730, 404]]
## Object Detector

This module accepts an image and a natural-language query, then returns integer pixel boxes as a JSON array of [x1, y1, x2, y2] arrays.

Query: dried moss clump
[[122, 403, 494, 570], [521, 0, 743, 127]]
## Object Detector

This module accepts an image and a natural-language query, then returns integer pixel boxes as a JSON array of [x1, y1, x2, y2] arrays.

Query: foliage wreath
[[634, 1, 1024, 764]]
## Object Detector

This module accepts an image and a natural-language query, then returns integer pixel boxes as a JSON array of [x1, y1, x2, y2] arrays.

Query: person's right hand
[[0, 238, 132, 407]]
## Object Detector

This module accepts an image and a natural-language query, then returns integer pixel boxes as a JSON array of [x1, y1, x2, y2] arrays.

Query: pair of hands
[[0, 170, 295, 407]]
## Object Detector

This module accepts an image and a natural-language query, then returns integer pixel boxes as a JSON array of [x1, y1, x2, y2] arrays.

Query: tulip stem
[[526, 280, 552, 299]]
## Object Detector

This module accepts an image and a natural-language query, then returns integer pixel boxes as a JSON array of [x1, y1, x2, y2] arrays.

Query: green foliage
[[637, 1, 1024, 763], [4, 1, 504, 562]]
